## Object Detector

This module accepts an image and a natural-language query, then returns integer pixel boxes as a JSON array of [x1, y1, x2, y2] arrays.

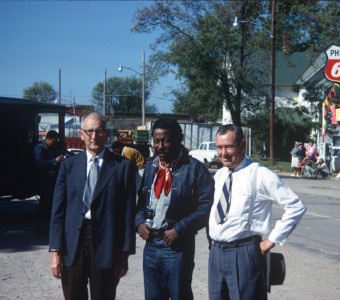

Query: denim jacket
[[135, 146, 214, 237]]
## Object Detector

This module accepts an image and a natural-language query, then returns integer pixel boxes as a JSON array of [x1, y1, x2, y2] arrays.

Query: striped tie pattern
[[215, 170, 233, 224]]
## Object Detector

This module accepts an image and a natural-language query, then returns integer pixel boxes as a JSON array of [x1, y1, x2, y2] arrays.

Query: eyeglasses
[[81, 129, 105, 136]]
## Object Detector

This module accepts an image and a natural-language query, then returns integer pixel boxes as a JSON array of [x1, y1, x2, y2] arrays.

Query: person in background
[[297, 157, 304, 176], [112, 140, 146, 193], [34, 130, 63, 237], [298, 142, 306, 158], [290, 142, 301, 177], [136, 118, 214, 300], [301, 157, 316, 177], [49, 113, 136, 300], [304, 157, 329, 179], [208, 124, 306, 300], [306, 141, 317, 162]]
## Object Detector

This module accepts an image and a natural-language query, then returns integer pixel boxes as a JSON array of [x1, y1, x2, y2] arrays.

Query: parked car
[[67, 148, 84, 155], [189, 142, 218, 165], [207, 154, 223, 169]]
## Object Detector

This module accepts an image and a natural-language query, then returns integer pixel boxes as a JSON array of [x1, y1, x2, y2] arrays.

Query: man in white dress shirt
[[208, 124, 306, 300]]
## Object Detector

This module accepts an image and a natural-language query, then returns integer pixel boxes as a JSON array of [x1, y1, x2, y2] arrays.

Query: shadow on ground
[[0, 199, 49, 252]]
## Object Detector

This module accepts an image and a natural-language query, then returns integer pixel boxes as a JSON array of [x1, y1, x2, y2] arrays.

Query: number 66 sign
[[325, 44, 340, 83]]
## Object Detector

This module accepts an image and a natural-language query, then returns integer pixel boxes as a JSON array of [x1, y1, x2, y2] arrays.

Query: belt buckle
[[151, 229, 164, 238]]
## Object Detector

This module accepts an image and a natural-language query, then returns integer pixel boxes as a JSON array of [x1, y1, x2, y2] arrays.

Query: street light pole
[[118, 51, 146, 126], [269, 0, 276, 166]]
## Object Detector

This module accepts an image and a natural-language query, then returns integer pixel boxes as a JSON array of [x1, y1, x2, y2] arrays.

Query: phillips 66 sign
[[324, 44, 340, 83]]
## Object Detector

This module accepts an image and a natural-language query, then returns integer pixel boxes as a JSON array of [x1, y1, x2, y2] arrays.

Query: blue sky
[[0, 1, 178, 113]]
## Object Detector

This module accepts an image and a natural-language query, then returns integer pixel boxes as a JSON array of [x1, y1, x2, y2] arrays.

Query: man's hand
[[115, 252, 129, 279], [259, 239, 275, 255], [138, 223, 151, 240], [55, 155, 63, 164], [163, 228, 178, 246], [50, 252, 63, 279]]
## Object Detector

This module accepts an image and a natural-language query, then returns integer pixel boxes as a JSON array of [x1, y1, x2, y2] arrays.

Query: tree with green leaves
[[133, 1, 265, 124], [132, 0, 339, 125], [23, 81, 57, 102], [91, 75, 157, 116]]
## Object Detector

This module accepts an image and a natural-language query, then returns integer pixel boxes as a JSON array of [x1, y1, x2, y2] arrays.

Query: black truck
[[0, 97, 67, 200]]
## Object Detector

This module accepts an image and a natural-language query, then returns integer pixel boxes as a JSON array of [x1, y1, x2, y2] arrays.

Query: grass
[[252, 159, 292, 172]]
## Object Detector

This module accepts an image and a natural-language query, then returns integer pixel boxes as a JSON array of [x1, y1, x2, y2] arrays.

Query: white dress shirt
[[84, 148, 105, 219], [209, 156, 306, 245]]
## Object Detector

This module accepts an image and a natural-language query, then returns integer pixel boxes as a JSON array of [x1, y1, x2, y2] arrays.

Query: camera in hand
[[144, 208, 154, 227]]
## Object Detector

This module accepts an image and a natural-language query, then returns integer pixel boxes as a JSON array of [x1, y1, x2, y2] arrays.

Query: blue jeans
[[208, 238, 267, 300], [143, 236, 195, 300]]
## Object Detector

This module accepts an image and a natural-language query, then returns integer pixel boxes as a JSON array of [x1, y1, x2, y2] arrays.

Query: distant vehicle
[[208, 155, 223, 169], [189, 142, 218, 165], [67, 148, 84, 155]]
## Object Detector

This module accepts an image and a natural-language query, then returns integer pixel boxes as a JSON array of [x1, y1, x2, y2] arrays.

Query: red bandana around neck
[[154, 158, 172, 199]]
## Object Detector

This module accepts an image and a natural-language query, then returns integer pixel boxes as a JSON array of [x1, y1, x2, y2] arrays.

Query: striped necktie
[[83, 156, 99, 209], [215, 170, 233, 224]]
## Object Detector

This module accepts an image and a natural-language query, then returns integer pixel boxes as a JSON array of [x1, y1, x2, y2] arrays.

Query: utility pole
[[103, 69, 106, 117], [142, 51, 145, 126], [73, 97, 76, 137], [269, 0, 276, 166], [58, 68, 61, 104]]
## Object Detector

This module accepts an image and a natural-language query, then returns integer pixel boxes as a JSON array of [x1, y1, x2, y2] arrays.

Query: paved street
[[1, 174, 339, 299]]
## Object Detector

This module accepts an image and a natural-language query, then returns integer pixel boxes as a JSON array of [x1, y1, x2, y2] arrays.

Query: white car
[[67, 148, 84, 155], [189, 142, 217, 164]]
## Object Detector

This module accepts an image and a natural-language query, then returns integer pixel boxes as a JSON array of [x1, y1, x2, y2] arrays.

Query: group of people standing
[[290, 141, 329, 178], [45, 113, 306, 300]]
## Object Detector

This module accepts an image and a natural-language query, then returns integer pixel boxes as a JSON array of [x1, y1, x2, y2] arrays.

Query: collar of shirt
[[231, 155, 251, 173], [85, 148, 105, 174], [122, 146, 126, 156], [152, 156, 158, 167], [42, 140, 48, 149]]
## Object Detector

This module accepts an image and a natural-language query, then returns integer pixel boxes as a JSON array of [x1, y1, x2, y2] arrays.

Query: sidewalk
[[275, 171, 339, 180]]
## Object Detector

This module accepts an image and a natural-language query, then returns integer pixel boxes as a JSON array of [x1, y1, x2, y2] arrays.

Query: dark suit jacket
[[49, 148, 136, 269]]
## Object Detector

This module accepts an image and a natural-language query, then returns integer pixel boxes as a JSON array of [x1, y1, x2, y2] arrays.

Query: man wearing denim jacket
[[135, 118, 214, 300]]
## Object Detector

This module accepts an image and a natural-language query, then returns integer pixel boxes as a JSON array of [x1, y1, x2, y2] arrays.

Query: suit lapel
[[75, 151, 87, 200]]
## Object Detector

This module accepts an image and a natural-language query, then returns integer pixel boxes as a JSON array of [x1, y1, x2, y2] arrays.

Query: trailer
[[0, 97, 67, 199]]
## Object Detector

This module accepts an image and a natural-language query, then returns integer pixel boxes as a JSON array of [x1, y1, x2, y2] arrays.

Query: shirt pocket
[[167, 185, 195, 218]]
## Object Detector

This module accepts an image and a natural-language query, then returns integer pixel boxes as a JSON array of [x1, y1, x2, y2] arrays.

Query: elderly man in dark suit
[[49, 113, 136, 300]]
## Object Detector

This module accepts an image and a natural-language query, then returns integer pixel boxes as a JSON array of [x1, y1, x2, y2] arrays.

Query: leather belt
[[214, 235, 261, 247]]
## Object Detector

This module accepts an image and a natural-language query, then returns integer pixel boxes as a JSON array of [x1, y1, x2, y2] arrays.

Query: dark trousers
[[61, 220, 119, 300], [208, 236, 267, 300], [143, 236, 195, 300]]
